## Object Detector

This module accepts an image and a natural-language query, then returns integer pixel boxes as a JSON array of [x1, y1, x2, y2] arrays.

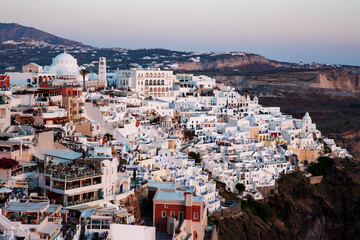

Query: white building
[[43, 52, 84, 81], [98, 57, 107, 87], [115, 68, 175, 97]]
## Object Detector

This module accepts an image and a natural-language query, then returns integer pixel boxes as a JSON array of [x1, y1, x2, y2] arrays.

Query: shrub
[[188, 151, 201, 164], [243, 194, 274, 222], [308, 156, 334, 176], [0, 158, 19, 169], [235, 183, 245, 193]]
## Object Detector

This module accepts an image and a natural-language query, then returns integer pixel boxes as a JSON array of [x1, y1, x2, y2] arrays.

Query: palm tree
[[79, 68, 90, 92]]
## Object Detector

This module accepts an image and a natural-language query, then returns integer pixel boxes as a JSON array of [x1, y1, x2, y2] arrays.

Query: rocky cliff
[[212, 158, 360, 240], [177, 53, 297, 71], [211, 69, 360, 96]]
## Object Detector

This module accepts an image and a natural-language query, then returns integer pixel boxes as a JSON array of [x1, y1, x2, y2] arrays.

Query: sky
[[1, 0, 360, 65]]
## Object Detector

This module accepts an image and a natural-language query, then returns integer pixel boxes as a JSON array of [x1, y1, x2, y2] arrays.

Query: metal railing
[[44, 169, 103, 180]]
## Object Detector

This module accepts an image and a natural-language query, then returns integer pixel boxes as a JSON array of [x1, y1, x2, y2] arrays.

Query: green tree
[[104, 133, 113, 142], [243, 194, 274, 222], [97, 189, 104, 199], [308, 156, 334, 176], [182, 128, 195, 142], [79, 68, 90, 92], [188, 151, 201, 164], [235, 183, 245, 194]]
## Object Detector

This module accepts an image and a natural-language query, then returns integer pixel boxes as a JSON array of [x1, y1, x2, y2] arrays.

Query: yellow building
[[249, 126, 259, 140]]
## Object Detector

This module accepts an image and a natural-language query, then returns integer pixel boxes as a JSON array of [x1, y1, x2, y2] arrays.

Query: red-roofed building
[[153, 190, 207, 240], [0, 75, 10, 88]]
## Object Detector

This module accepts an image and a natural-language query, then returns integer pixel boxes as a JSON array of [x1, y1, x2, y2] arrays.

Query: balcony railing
[[66, 196, 103, 207], [44, 169, 103, 180]]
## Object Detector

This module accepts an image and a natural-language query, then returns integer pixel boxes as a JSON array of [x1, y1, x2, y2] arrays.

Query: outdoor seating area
[[44, 162, 102, 180], [67, 191, 103, 206]]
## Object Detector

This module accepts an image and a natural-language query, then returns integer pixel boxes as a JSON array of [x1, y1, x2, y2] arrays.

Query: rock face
[[212, 69, 360, 96], [215, 162, 360, 240], [0, 23, 85, 47], [178, 53, 296, 71]]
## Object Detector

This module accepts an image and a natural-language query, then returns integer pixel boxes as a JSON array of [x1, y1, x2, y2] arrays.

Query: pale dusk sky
[[1, 0, 359, 65]]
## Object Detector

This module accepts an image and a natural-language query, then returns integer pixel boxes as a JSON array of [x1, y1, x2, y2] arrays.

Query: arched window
[[162, 87, 165, 92], [154, 88, 157, 92], [149, 88, 153, 92], [161, 73, 165, 78], [166, 87, 169, 92], [145, 80, 148, 86], [193, 231, 198, 240], [149, 80, 152, 85], [150, 73, 153, 77], [158, 73, 161, 78], [145, 73, 149, 78], [158, 87, 161, 92], [157, 80, 161, 85], [161, 80, 164, 85]]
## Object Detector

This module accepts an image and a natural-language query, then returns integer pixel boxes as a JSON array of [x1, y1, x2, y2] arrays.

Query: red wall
[[192, 205, 201, 222], [270, 132, 281, 138], [60, 87, 82, 97], [154, 203, 185, 231], [0, 75, 10, 87], [154, 203, 201, 231]]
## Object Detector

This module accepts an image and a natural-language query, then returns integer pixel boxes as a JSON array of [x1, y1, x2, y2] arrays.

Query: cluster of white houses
[[0, 53, 352, 240]]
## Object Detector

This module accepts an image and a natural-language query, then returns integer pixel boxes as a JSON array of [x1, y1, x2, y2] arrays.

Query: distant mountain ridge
[[0, 23, 85, 47], [177, 53, 300, 71], [1, 22, 359, 73]]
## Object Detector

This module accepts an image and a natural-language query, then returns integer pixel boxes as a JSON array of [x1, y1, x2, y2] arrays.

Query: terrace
[[43, 162, 102, 181]]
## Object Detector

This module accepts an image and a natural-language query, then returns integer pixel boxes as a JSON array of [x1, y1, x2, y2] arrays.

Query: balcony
[[44, 169, 103, 181], [66, 195, 103, 207]]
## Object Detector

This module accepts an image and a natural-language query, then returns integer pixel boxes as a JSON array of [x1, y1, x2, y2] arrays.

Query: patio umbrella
[[0, 188, 12, 193]]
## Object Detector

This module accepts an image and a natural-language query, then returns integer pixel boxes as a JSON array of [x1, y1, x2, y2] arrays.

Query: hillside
[[0, 23, 85, 47], [177, 53, 299, 71], [211, 158, 360, 240]]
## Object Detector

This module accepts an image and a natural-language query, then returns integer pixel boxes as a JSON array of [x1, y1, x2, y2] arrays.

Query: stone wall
[[293, 148, 320, 163]]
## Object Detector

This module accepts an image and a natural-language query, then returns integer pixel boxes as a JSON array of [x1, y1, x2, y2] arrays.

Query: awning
[[80, 209, 95, 218], [38, 222, 58, 235], [66, 202, 101, 212]]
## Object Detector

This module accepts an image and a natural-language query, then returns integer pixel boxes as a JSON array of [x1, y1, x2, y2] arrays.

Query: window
[[194, 212, 198, 219], [171, 211, 175, 217], [162, 211, 166, 218], [165, 204, 168, 208]]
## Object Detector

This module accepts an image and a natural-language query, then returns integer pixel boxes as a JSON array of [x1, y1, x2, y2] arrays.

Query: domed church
[[43, 52, 84, 81]]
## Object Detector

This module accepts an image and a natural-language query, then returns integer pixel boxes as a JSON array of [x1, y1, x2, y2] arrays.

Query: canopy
[[0, 188, 12, 193]]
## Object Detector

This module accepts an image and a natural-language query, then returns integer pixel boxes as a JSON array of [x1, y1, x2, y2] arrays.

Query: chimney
[[185, 194, 192, 220]]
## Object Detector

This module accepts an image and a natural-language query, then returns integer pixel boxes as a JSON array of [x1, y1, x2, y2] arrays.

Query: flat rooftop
[[153, 191, 203, 202], [4, 202, 49, 212], [39, 148, 82, 160]]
